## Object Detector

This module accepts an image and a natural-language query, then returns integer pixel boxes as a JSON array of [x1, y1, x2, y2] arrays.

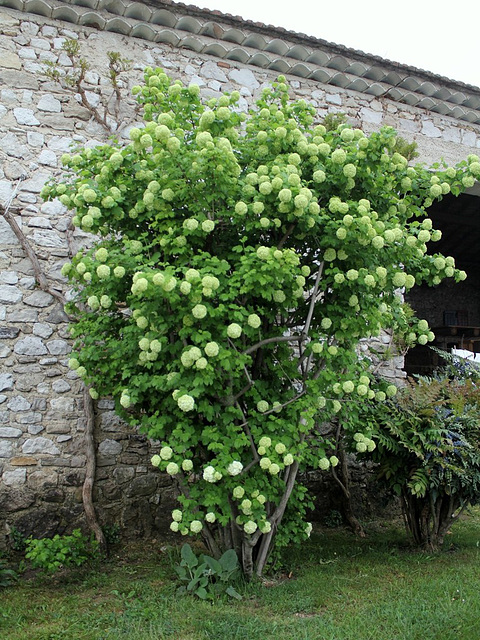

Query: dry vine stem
[[0, 190, 106, 553]]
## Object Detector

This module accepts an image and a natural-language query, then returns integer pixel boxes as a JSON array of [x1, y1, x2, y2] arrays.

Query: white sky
[[193, 0, 480, 88]]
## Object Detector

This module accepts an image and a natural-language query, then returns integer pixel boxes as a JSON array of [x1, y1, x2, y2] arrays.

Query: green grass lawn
[[2, 512, 480, 640]]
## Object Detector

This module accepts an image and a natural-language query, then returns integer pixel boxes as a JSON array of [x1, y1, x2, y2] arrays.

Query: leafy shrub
[[0, 559, 18, 588], [25, 529, 99, 573], [42, 66, 476, 577], [175, 543, 241, 600], [357, 352, 480, 550]]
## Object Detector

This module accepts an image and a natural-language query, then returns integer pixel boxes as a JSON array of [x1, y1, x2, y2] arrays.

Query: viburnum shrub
[[42, 68, 477, 578]]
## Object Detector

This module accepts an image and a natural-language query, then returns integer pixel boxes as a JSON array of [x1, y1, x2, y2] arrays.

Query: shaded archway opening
[[405, 191, 480, 376]]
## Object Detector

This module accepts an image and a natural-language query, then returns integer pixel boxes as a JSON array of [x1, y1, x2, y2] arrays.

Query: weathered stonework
[[1, 0, 479, 547]]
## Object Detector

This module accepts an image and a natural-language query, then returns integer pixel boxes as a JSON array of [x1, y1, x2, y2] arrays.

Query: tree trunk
[[401, 491, 465, 551], [331, 443, 366, 537]]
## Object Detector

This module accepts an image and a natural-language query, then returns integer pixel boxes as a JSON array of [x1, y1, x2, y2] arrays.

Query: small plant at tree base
[[102, 523, 121, 546], [42, 68, 477, 578], [25, 529, 99, 573], [175, 543, 242, 600], [0, 559, 18, 588], [8, 525, 27, 553]]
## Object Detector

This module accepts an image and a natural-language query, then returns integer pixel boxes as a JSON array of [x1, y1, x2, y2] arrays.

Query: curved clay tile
[[199, 21, 225, 39], [383, 71, 402, 86], [385, 87, 404, 101], [450, 105, 466, 119], [249, 52, 272, 68], [416, 82, 438, 97], [102, 0, 126, 16], [243, 33, 267, 49], [432, 87, 453, 101], [461, 111, 480, 123], [289, 62, 312, 78], [306, 51, 330, 67], [176, 16, 202, 34], [72, 0, 99, 8], [286, 44, 310, 61], [264, 39, 289, 56], [225, 48, 250, 64], [130, 23, 157, 41], [447, 91, 467, 105], [326, 55, 350, 72], [346, 78, 369, 93], [462, 96, 480, 109], [26, 0, 53, 17], [363, 66, 386, 82], [401, 92, 421, 106], [345, 61, 369, 77], [309, 68, 333, 83], [417, 96, 436, 110], [124, 2, 152, 22], [105, 16, 132, 35], [329, 72, 352, 89], [5, 0, 27, 11], [80, 11, 107, 29], [364, 82, 387, 97], [203, 42, 228, 58], [51, 4, 81, 22], [398, 76, 420, 91], [430, 102, 454, 116], [151, 9, 177, 28], [154, 29, 180, 46], [267, 58, 290, 73], [222, 28, 246, 44], [179, 35, 204, 53]]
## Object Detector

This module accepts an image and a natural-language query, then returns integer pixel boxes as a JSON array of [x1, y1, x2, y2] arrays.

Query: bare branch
[[303, 261, 325, 337], [82, 387, 108, 554], [0, 203, 66, 307], [243, 333, 304, 356]]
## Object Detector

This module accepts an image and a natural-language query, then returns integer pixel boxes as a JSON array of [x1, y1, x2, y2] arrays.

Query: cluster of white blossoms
[[227, 461, 243, 476], [120, 389, 131, 408], [227, 323, 242, 339], [318, 456, 339, 470], [203, 465, 222, 483], [177, 394, 195, 412], [353, 432, 376, 453]]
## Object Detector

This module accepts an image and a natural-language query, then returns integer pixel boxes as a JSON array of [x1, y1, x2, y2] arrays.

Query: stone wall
[[1, 0, 480, 547]]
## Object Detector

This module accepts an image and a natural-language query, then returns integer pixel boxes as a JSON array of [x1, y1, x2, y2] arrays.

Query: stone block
[[98, 439, 123, 456], [13, 108, 40, 126], [0, 373, 14, 390], [0, 426, 22, 438], [3, 468, 27, 486], [125, 474, 157, 498], [0, 52, 21, 70], [38, 94, 62, 113], [0, 285, 22, 304], [14, 336, 47, 356], [22, 437, 60, 455], [10, 456, 38, 466], [0, 441, 13, 457], [0, 488, 35, 512], [27, 468, 58, 491], [7, 395, 31, 411]]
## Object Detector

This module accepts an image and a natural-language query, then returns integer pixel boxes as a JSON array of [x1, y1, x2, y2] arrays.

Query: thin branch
[[0, 202, 66, 307], [235, 401, 260, 474], [82, 386, 108, 554], [277, 222, 295, 249], [243, 334, 304, 356], [303, 261, 324, 338]]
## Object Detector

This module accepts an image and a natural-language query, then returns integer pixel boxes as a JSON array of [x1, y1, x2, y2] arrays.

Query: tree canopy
[[42, 69, 479, 577]]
